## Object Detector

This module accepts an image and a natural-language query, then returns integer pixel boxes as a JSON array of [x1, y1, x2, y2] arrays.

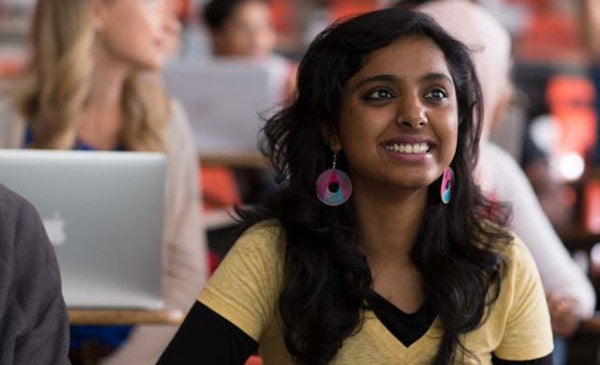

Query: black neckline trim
[[366, 290, 436, 347]]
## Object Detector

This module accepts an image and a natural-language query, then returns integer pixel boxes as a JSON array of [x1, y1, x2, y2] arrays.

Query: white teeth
[[385, 143, 430, 154]]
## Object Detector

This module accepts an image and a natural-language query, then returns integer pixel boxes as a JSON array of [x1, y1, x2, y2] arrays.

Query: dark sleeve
[[158, 301, 259, 364], [10, 191, 70, 364], [492, 353, 553, 365]]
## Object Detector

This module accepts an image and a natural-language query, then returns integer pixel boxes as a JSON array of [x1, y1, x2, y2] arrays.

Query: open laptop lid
[[0, 149, 166, 309], [163, 58, 281, 154]]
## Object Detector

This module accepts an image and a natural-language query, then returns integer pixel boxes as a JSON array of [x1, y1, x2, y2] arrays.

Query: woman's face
[[333, 35, 458, 192], [93, 0, 180, 71], [211, 0, 276, 58]]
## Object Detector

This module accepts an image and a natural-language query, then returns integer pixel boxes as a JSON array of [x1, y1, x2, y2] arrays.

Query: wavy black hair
[[237, 7, 512, 365]]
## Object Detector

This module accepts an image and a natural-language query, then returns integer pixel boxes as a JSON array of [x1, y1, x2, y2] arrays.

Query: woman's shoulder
[[475, 220, 534, 272], [504, 233, 539, 276], [233, 219, 285, 257], [164, 98, 191, 139], [479, 222, 540, 285], [201, 219, 285, 305], [474, 224, 544, 313], [244, 219, 282, 235], [211, 219, 286, 276], [162, 98, 196, 165], [481, 221, 530, 259], [168, 98, 186, 123]]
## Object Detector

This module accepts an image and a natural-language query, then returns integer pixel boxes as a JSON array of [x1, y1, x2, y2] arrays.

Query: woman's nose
[[397, 116, 427, 129], [397, 95, 427, 129]]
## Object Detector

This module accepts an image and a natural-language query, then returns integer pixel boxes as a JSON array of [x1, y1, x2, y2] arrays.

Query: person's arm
[[482, 144, 596, 319], [4, 187, 70, 364], [102, 100, 208, 365], [158, 301, 258, 364], [493, 238, 554, 362], [546, 292, 580, 337], [159, 221, 283, 362]]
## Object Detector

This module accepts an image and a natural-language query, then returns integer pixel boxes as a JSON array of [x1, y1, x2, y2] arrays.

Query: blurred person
[[0, 184, 69, 364], [200, 0, 297, 208], [159, 8, 553, 364], [415, 1, 596, 363], [202, 0, 296, 101], [0, 0, 208, 364], [203, 0, 275, 59]]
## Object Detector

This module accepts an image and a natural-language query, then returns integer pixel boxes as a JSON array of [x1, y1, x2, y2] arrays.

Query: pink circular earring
[[440, 167, 454, 204], [315, 152, 352, 206]]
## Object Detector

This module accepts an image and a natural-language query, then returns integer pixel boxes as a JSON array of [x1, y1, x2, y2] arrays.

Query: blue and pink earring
[[316, 151, 352, 206], [440, 167, 454, 204]]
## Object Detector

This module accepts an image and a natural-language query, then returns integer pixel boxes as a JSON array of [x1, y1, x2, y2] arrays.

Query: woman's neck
[[79, 45, 131, 150], [352, 181, 429, 313], [353, 181, 428, 265]]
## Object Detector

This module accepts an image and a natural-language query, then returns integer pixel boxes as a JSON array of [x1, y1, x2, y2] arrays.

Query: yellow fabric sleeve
[[198, 222, 284, 342], [493, 237, 554, 360]]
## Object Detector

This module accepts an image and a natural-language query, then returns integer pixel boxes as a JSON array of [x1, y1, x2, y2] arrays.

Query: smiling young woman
[[158, 8, 553, 365]]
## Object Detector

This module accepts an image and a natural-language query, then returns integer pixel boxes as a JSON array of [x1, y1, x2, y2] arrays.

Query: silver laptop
[[0, 149, 166, 309], [163, 58, 281, 154]]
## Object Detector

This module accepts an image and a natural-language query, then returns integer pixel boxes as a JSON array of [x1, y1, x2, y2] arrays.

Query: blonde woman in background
[[0, 0, 208, 364]]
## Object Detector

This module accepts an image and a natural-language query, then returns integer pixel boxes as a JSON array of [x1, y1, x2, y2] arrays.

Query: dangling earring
[[440, 167, 454, 204], [316, 151, 352, 206]]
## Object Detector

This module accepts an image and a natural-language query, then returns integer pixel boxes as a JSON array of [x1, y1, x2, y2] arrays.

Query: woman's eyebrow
[[420, 73, 453, 85], [354, 73, 453, 90], [354, 74, 397, 89]]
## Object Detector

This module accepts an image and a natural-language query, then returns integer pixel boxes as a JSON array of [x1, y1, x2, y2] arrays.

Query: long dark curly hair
[[237, 7, 513, 365]]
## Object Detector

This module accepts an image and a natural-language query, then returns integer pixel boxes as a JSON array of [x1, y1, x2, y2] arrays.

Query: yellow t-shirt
[[198, 221, 553, 364]]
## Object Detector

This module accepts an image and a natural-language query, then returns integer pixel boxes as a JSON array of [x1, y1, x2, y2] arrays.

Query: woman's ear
[[321, 123, 342, 151]]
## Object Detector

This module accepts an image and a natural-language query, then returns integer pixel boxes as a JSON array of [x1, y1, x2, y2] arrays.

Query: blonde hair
[[16, 0, 170, 151]]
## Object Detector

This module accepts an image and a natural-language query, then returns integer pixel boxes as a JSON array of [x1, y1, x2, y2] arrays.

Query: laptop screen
[[163, 58, 282, 154], [0, 149, 167, 309]]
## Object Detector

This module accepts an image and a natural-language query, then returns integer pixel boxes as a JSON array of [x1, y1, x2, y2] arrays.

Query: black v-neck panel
[[366, 291, 436, 347]]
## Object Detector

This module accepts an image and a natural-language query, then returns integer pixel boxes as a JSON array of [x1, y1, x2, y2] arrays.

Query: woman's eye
[[364, 89, 394, 101], [425, 89, 447, 100]]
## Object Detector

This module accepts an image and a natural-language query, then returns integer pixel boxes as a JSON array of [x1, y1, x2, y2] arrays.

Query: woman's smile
[[380, 136, 437, 163]]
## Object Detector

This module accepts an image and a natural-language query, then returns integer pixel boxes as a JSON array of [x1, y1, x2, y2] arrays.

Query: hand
[[547, 292, 580, 338]]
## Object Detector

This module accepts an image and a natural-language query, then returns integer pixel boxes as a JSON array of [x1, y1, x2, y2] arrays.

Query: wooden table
[[199, 151, 268, 169], [68, 309, 184, 325]]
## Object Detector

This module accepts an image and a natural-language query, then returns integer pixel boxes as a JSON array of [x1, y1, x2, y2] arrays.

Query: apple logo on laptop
[[42, 212, 67, 246]]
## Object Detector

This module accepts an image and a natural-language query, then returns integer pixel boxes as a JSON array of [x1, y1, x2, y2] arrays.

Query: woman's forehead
[[349, 36, 453, 86]]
